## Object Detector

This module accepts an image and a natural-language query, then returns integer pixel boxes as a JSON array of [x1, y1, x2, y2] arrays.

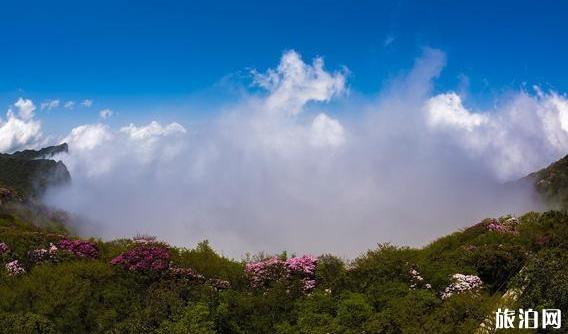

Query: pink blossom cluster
[[441, 273, 483, 300], [208, 278, 231, 290], [285, 255, 318, 292], [5, 260, 25, 276], [169, 266, 230, 289], [169, 266, 205, 281], [409, 268, 431, 289], [111, 246, 170, 272], [0, 242, 9, 255], [245, 255, 318, 292], [245, 257, 287, 289], [485, 216, 519, 234], [58, 239, 99, 258], [29, 243, 58, 263]]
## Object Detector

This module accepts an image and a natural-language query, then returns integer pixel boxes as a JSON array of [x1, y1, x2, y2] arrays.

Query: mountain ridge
[[0, 143, 70, 197]]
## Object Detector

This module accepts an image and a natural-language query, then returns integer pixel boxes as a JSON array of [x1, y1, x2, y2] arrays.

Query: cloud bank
[[23, 49, 568, 257]]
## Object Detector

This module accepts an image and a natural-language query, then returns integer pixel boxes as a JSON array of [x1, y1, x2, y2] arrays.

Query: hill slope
[[0, 144, 70, 197]]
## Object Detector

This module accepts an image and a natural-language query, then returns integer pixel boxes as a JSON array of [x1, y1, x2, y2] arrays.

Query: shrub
[[111, 245, 170, 272], [57, 239, 99, 259], [0, 312, 56, 334], [441, 274, 483, 300], [0, 242, 9, 255], [245, 255, 318, 292], [157, 303, 216, 334], [29, 243, 58, 264], [5, 260, 25, 276]]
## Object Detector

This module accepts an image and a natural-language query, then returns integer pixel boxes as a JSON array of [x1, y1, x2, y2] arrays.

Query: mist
[[42, 49, 557, 258]]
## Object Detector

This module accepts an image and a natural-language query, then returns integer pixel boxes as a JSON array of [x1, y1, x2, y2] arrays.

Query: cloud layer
[[12, 49, 567, 257], [426, 88, 568, 180]]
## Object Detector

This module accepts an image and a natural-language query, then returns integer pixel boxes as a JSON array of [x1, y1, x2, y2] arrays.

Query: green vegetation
[[524, 154, 568, 209], [0, 208, 567, 333]]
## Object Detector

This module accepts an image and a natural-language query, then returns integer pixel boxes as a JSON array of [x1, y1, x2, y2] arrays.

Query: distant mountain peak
[[0, 143, 70, 198]]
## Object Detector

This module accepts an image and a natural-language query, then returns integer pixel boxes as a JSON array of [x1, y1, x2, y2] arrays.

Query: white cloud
[[63, 124, 113, 151], [14, 98, 36, 120], [40, 99, 60, 111], [426, 93, 488, 131], [120, 121, 186, 140], [64, 101, 75, 109], [426, 89, 568, 180], [99, 109, 113, 119], [0, 99, 43, 153], [253, 50, 346, 115], [310, 113, 345, 148], [46, 49, 542, 259], [81, 99, 93, 108]]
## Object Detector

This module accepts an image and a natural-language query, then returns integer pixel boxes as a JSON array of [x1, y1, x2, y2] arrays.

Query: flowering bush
[[245, 257, 287, 289], [58, 239, 99, 258], [0, 242, 9, 255], [245, 255, 318, 292], [285, 255, 318, 292], [169, 266, 230, 290], [5, 260, 25, 276], [208, 278, 231, 290], [111, 246, 170, 272], [441, 273, 483, 299], [169, 266, 205, 281], [485, 216, 519, 234], [409, 268, 431, 289], [29, 243, 58, 264]]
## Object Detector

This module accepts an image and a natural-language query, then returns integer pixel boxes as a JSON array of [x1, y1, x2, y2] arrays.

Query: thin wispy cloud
[[99, 109, 113, 119], [40, 99, 60, 111], [81, 99, 93, 108], [64, 101, 75, 109]]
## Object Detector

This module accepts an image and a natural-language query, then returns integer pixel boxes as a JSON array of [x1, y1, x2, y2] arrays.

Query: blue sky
[[4, 1, 568, 253], [1, 0, 567, 133]]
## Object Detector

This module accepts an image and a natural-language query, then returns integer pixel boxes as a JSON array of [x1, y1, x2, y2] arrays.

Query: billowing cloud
[[0, 98, 43, 153], [15, 98, 37, 120], [45, 50, 543, 258], [426, 89, 568, 180], [63, 124, 113, 151], [253, 50, 346, 115], [310, 113, 345, 148], [120, 121, 186, 140], [426, 93, 488, 131]]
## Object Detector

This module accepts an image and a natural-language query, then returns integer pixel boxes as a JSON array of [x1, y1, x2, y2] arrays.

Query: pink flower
[[58, 239, 99, 258], [0, 242, 9, 255], [245, 257, 286, 289], [485, 216, 519, 235], [169, 266, 205, 281], [5, 260, 25, 276], [111, 246, 170, 272], [245, 255, 318, 292], [29, 243, 58, 263]]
